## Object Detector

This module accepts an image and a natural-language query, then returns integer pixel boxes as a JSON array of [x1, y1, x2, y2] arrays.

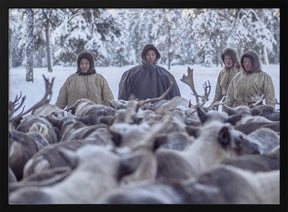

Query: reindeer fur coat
[[211, 48, 242, 105], [56, 52, 114, 109], [225, 51, 275, 108]]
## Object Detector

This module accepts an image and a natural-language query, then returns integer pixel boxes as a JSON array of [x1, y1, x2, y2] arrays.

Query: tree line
[[9, 8, 279, 81]]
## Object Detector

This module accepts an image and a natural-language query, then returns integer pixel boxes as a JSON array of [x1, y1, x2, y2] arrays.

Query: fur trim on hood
[[221, 48, 241, 69], [141, 44, 161, 61], [241, 50, 261, 73], [76, 52, 96, 75]]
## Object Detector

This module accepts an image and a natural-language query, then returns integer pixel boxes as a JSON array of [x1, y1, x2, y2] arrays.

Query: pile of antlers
[[9, 75, 55, 122], [180, 66, 211, 108]]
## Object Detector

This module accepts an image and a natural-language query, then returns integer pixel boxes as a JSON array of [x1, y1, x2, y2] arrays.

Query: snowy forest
[[9, 8, 280, 81]]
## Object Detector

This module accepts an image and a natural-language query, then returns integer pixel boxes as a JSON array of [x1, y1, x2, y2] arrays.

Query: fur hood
[[76, 52, 96, 75], [241, 51, 261, 73], [221, 48, 241, 69], [141, 44, 161, 62]]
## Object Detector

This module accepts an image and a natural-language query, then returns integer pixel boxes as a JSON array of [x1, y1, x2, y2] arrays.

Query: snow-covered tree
[[188, 9, 232, 66], [9, 9, 25, 68], [25, 8, 34, 82], [9, 8, 280, 69], [227, 9, 277, 65], [86, 9, 123, 66], [52, 9, 89, 65], [124, 9, 158, 64], [121, 9, 142, 64], [260, 9, 279, 64], [51, 8, 124, 66], [35, 8, 60, 72], [154, 9, 185, 69], [106, 9, 134, 66]]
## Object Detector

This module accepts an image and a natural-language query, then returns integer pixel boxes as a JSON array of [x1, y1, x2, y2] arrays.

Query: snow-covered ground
[[9, 64, 280, 114]]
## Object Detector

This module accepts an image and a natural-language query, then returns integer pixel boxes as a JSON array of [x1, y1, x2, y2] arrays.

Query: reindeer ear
[[153, 135, 168, 151], [45, 116, 61, 128], [78, 115, 96, 125], [99, 116, 115, 126], [225, 114, 242, 125], [250, 107, 260, 116], [197, 107, 207, 123], [222, 105, 237, 116], [185, 126, 200, 138], [58, 147, 78, 169], [218, 126, 231, 147], [65, 103, 77, 115], [111, 131, 122, 147], [118, 154, 143, 181]]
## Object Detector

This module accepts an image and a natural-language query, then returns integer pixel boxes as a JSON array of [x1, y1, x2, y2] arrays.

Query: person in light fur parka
[[225, 50, 275, 108], [56, 52, 114, 109], [211, 48, 243, 107]]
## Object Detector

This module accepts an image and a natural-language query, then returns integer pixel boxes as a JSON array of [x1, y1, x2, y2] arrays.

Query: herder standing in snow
[[210, 48, 242, 109], [118, 44, 181, 100], [225, 50, 275, 108], [55, 52, 114, 109]]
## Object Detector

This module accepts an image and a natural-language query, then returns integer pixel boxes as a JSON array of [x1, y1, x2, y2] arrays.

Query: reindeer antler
[[249, 94, 265, 108], [180, 66, 211, 108], [180, 67, 201, 104], [9, 75, 55, 122], [9, 92, 26, 119], [200, 80, 211, 107], [275, 98, 280, 105]]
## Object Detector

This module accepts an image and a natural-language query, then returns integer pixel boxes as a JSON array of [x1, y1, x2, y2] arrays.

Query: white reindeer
[[10, 145, 144, 204]]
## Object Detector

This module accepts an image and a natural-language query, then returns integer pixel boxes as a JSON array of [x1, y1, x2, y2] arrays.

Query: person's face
[[80, 58, 90, 73], [243, 57, 253, 72], [224, 55, 233, 68], [145, 50, 157, 65]]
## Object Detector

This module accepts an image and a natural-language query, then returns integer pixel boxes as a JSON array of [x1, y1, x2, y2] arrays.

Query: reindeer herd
[[8, 68, 280, 204]]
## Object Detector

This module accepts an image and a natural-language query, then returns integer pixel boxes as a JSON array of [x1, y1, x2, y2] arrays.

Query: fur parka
[[225, 51, 275, 108], [55, 52, 114, 109], [212, 48, 243, 104]]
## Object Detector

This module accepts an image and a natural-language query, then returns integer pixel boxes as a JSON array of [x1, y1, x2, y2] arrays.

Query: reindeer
[[156, 120, 260, 182], [8, 68, 279, 204], [66, 98, 116, 126], [32, 103, 67, 119], [221, 146, 279, 172], [153, 67, 260, 182], [251, 104, 280, 121], [99, 165, 279, 204], [45, 114, 86, 142], [9, 130, 49, 181], [9, 76, 58, 144], [222, 104, 280, 135], [10, 145, 145, 204], [16, 115, 58, 144], [22, 137, 114, 179], [9, 75, 55, 125], [246, 128, 279, 154], [9, 166, 72, 193], [9, 76, 55, 181], [222, 104, 272, 124]]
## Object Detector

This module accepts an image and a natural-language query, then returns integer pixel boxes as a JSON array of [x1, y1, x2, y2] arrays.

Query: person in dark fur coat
[[118, 44, 181, 100], [211, 48, 243, 108]]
